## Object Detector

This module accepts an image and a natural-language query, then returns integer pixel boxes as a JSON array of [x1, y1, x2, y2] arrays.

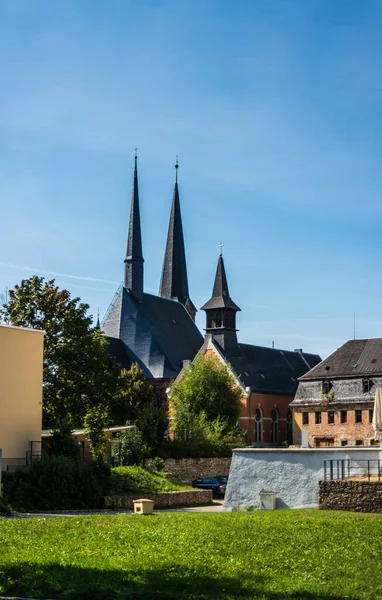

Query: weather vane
[[218, 241, 224, 255]]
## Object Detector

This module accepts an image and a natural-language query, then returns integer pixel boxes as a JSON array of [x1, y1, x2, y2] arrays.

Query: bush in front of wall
[[1, 455, 110, 512]]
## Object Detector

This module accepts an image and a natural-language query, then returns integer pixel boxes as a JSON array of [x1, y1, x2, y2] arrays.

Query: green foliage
[[0, 511, 381, 599], [1, 456, 108, 512], [84, 405, 109, 463], [108, 466, 189, 495], [170, 353, 242, 436], [112, 427, 147, 466], [110, 364, 156, 425], [47, 421, 81, 460], [136, 400, 168, 457], [0, 276, 119, 428], [150, 456, 165, 472]]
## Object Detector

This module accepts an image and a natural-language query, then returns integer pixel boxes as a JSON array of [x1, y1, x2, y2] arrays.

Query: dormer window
[[322, 380, 331, 394], [362, 378, 373, 393]]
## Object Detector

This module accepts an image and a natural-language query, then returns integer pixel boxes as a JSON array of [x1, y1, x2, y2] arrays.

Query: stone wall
[[319, 480, 382, 513], [160, 457, 231, 483], [104, 489, 212, 509]]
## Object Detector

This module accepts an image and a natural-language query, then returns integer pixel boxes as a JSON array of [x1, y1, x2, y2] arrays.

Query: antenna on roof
[[272, 341, 275, 348]]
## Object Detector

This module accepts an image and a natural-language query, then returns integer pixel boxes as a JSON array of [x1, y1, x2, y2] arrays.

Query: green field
[[0, 510, 381, 600]]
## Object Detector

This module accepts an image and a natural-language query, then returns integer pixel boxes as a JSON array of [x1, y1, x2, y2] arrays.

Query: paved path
[[17, 502, 223, 518]]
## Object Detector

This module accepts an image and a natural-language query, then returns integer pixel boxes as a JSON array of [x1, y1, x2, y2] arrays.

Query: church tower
[[201, 250, 241, 350], [159, 160, 196, 320], [124, 151, 144, 302]]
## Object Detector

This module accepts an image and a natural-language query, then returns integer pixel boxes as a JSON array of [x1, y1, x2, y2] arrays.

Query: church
[[103, 155, 321, 443]]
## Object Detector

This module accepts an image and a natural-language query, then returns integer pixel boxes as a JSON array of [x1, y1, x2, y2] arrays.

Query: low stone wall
[[319, 480, 382, 513], [104, 489, 212, 509], [159, 457, 231, 483]]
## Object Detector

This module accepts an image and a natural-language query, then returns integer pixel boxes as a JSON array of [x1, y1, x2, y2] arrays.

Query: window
[[315, 412, 322, 425], [254, 408, 263, 443], [271, 409, 279, 444], [328, 411, 335, 424], [355, 440, 363, 446], [341, 440, 348, 446], [355, 409, 362, 424], [287, 411, 293, 444], [341, 410, 347, 424], [302, 412, 309, 425], [322, 380, 331, 394], [362, 379, 373, 393], [369, 409, 373, 423]]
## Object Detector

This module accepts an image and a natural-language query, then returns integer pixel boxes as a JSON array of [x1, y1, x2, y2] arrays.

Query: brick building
[[291, 338, 382, 447], [175, 253, 321, 445]]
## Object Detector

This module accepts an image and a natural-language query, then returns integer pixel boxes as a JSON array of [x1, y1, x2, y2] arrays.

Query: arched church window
[[271, 408, 279, 444], [254, 408, 263, 443], [287, 411, 293, 445]]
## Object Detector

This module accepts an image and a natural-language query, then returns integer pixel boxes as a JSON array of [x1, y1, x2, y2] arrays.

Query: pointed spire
[[124, 150, 144, 302], [201, 253, 240, 312], [159, 159, 196, 318], [95, 308, 101, 330]]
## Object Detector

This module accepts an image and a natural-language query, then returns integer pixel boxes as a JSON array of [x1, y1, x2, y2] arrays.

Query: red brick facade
[[293, 404, 377, 447]]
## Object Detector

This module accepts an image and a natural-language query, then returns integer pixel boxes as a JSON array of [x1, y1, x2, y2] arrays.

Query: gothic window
[[271, 408, 279, 443], [287, 411, 293, 444], [254, 408, 263, 443]]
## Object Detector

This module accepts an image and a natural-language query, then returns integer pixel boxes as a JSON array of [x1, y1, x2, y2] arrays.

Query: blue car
[[191, 477, 227, 498]]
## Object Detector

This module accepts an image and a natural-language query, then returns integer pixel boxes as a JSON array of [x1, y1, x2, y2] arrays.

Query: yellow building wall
[[0, 325, 43, 461]]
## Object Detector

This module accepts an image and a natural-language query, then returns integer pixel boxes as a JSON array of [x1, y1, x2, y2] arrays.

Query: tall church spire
[[124, 150, 144, 302], [201, 250, 241, 350], [159, 159, 196, 319]]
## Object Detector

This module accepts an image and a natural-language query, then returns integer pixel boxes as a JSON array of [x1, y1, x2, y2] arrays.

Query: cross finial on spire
[[175, 155, 179, 183], [218, 241, 224, 256], [134, 147, 138, 167]]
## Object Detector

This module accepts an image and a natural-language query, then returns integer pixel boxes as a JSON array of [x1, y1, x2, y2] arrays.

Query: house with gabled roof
[[291, 338, 382, 447]]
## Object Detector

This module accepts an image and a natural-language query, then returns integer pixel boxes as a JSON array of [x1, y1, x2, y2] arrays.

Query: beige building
[[0, 324, 43, 469]]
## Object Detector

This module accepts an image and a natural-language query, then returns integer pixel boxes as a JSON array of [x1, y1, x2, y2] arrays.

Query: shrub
[[108, 466, 187, 495], [47, 421, 81, 460], [151, 456, 165, 472], [112, 427, 147, 466], [1, 455, 109, 512]]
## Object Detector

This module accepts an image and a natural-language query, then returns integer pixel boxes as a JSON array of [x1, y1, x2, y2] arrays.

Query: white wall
[[223, 447, 382, 510]]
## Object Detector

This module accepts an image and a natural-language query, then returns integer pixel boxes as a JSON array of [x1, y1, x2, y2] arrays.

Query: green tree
[[0, 276, 119, 428], [136, 400, 168, 457], [111, 363, 156, 425], [170, 353, 242, 437], [113, 427, 147, 466], [84, 405, 109, 463]]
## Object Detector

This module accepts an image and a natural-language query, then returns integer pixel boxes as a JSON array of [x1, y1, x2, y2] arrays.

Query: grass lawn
[[0, 510, 381, 600]]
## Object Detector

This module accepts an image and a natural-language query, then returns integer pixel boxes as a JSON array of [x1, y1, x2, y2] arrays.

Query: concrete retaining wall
[[223, 447, 382, 511], [319, 480, 382, 513], [104, 489, 212, 509]]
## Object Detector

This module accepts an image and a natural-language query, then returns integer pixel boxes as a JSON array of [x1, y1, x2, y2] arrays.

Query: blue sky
[[0, 0, 381, 358]]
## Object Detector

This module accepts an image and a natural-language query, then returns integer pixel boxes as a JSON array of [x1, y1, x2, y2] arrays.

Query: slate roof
[[216, 340, 321, 395], [159, 173, 196, 312], [299, 338, 382, 380], [105, 336, 132, 371], [103, 287, 203, 379], [200, 255, 241, 311]]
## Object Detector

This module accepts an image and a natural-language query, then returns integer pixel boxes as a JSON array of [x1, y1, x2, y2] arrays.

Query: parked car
[[191, 477, 227, 498]]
